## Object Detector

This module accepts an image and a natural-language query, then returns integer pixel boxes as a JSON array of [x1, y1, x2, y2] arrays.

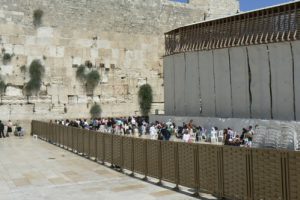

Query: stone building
[[0, 0, 239, 126]]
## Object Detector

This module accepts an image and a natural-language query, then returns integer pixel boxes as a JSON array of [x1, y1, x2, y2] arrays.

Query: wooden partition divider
[[32, 121, 300, 200], [83, 130, 90, 156], [89, 131, 97, 159]]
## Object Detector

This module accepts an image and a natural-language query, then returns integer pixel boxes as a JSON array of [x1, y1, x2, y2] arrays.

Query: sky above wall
[[239, 0, 292, 11], [173, 0, 293, 12]]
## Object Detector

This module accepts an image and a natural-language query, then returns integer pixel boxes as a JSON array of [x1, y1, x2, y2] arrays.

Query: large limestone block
[[98, 48, 112, 58], [0, 24, 24, 35], [78, 95, 88, 103], [13, 45, 25, 55], [25, 36, 36, 45], [24, 46, 45, 56], [75, 39, 93, 48], [9, 35, 25, 45], [0, 64, 14, 75], [5, 86, 23, 96], [37, 27, 54, 38], [3, 43, 13, 54], [97, 40, 111, 49]]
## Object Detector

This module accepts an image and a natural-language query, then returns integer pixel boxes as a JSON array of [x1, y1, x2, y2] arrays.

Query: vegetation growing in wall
[[76, 65, 86, 81], [0, 78, 6, 104], [33, 9, 44, 27], [20, 65, 26, 73], [86, 70, 100, 90], [25, 59, 45, 95], [90, 103, 102, 118], [138, 83, 153, 116], [85, 60, 93, 68], [76, 65, 100, 93], [2, 53, 13, 65]]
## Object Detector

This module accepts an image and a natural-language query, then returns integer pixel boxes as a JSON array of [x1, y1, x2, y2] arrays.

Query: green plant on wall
[[86, 70, 100, 90], [2, 53, 13, 65], [33, 9, 44, 27], [0, 78, 6, 104], [25, 59, 45, 95], [90, 103, 102, 118], [76, 65, 86, 81], [76, 65, 100, 93], [138, 83, 153, 116], [20, 65, 26, 73]]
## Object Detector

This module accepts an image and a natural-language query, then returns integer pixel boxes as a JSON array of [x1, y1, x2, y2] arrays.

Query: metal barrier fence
[[165, 2, 300, 55], [32, 120, 300, 200]]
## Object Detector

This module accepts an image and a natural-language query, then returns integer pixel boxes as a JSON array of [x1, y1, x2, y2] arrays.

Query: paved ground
[[0, 135, 218, 200]]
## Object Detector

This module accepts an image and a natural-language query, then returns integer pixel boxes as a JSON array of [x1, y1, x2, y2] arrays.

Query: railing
[[165, 2, 300, 55], [32, 120, 300, 200]]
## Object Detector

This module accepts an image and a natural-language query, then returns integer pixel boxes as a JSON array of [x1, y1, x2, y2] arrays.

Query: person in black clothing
[[0, 120, 5, 138], [161, 124, 171, 141]]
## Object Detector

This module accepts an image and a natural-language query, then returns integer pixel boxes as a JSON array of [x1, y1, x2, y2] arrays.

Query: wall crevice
[[266, 45, 273, 119], [290, 42, 296, 120], [212, 50, 217, 116], [246, 47, 252, 118], [228, 48, 233, 117]]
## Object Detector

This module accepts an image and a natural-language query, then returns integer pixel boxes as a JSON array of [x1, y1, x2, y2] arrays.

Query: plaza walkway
[[0, 135, 217, 200]]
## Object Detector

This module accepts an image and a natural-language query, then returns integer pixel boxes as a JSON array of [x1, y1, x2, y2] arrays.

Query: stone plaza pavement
[[0, 135, 217, 200]]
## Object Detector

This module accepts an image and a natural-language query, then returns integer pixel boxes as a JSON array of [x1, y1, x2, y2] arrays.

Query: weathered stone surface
[[0, 0, 239, 121]]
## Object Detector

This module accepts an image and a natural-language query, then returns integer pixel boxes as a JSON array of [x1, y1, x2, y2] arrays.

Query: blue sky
[[173, 0, 293, 11], [240, 0, 292, 11]]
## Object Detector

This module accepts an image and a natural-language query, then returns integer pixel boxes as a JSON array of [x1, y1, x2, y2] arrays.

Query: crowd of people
[[0, 120, 24, 138], [52, 117, 255, 147]]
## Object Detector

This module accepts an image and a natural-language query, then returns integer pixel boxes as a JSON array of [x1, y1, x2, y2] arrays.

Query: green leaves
[[0, 79, 5, 95], [75, 65, 100, 92], [2, 53, 13, 65], [76, 65, 87, 81], [90, 103, 102, 118], [33, 9, 43, 27], [25, 59, 45, 95], [138, 83, 153, 116], [86, 70, 100, 89]]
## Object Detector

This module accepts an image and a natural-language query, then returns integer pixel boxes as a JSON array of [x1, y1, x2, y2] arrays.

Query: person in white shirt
[[149, 125, 157, 139], [182, 130, 190, 142]]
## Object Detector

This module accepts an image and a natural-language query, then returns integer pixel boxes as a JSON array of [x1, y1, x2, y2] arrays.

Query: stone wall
[[0, 0, 239, 124]]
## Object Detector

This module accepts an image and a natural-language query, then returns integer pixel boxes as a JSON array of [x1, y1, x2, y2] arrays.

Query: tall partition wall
[[163, 41, 300, 121]]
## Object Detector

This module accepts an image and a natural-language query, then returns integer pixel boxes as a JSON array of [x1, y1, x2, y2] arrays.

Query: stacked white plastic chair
[[252, 125, 267, 148], [264, 126, 280, 148], [210, 127, 218, 144], [295, 126, 300, 151], [218, 130, 224, 143], [279, 124, 297, 150]]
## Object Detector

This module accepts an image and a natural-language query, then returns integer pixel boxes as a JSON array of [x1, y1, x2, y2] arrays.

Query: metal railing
[[32, 120, 300, 200], [165, 2, 300, 55]]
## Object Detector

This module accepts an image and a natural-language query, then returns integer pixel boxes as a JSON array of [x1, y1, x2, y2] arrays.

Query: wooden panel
[[96, 133, 104, 162], [83, 129, 90, 156], [178, 143, 198, 188], [147, 140, 161, 179], [104, 134, 113, 163], [112, 135, 123, 167], [252, 149, 283, 200], [133, 138, 147, 175], [89, 131, 97, 158], [161, 141, 177, 184], [122, 137, 133, 171], [223, 146, 250, 200], [198, 145, 220, 195]]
